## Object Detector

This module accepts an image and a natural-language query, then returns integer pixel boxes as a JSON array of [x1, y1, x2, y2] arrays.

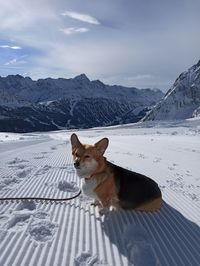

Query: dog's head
[[70, 133, 109, 178]]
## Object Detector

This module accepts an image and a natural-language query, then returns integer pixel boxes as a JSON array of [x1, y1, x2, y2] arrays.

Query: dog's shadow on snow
[[101, 201, 200, 266]]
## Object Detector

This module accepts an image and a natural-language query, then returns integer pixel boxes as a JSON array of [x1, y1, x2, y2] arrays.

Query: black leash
[[0, 190, 81, 204]]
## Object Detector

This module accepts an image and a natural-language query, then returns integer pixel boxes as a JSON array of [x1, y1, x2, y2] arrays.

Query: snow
[[0, 132, 47, 143], [123, 224, 159, 265], [0, 119, 200, 265]]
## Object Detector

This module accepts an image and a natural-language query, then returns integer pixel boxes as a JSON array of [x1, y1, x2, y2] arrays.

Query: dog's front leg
[[98, 198, 110, 215], [99, 207, 109, 216], [90, 199, 109, 215], [91, 199, 101, 207]]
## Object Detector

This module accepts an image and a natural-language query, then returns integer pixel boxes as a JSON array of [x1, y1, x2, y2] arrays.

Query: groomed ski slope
[[0, 119, 200, 266]]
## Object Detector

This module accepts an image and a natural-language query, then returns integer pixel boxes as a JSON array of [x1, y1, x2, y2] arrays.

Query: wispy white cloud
[[4, 55, 27, 66], [4, 58, 17, 65], [0, 45, 22, 49], [60, 27, 89, 35], [61, 11, 100, 25]]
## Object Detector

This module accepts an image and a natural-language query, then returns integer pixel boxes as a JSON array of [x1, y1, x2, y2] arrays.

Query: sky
[[0, 0, 199, 91]]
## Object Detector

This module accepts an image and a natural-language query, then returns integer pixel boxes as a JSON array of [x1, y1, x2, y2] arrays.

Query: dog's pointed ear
[[94, 138, 109, 155], [70, 133, 82, 149]]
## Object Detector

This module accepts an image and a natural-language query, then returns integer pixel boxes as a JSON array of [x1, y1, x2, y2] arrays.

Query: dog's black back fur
[[108, 161, 161, 209]]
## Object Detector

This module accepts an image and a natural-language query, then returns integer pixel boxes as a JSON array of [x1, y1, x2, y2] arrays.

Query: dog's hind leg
[[134, 197, 162, 212]]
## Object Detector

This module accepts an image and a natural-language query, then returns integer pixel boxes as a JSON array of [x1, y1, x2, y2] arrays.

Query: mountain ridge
[[0, 74, 164, 132], [143, 60, 200, 121]]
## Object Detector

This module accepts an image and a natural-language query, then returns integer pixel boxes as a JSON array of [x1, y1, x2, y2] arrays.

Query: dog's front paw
[[99, 207, 109, 216], [91, 199, 101, 207]]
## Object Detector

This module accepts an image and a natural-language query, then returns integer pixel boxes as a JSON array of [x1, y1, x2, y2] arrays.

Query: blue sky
[[0, 0, 199, 91]]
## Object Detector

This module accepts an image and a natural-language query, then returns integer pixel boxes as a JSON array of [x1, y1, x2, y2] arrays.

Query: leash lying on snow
[[0, 190, 81, 203]]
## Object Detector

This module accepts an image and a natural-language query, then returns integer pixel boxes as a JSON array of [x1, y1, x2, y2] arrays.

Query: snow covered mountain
[[143, 60, 200, 121], [192, 106, 200, 117], [0, 74, 163, 132]]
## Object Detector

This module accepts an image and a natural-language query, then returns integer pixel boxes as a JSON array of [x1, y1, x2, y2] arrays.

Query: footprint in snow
[[8, 163, 28, 170], [0, 176, 22, 193], [74, 252, 107, 266], [16, 200, 37, 211], [123, 224, 159, 266], [16, 168, 33, 179], [45, 180, 79, 193], [28, 219, 58, 242], [1, 201, 36, 231], [50, 146, 57, 150], [153, 157, 162, 163], [159, 185, 166, 191], [0, 168, 34, 192], [0, 214, 9, 224], [0, 200, 56, 243], [7, 157, 28, 165], [5, 213, 31, 231], [33, 210, 50, 220], [138, 153, 147, 159], [58, 181, 79, 193], [167, 163, 178, 171], [186, 170, 192, 177], [0, 176, 20, 186], [35, 165, 52, 177]]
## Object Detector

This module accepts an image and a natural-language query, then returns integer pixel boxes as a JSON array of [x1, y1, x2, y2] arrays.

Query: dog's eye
[[84, 155, 90, 159]]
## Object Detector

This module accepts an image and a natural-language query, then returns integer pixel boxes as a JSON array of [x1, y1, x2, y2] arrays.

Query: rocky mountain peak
[[74, 73, 90, 82], [143, 60, 200, 121]]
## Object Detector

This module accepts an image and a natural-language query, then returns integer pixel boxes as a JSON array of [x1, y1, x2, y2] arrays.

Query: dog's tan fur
[[134, 198, 162, 212]]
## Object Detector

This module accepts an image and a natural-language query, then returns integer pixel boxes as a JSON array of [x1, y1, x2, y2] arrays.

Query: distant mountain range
[[0, 74, 164, 132], [1, 60, 199, 133], [143, 60, 200, 121]]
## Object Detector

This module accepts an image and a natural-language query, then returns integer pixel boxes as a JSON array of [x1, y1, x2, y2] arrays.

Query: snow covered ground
[[0, 119, 200, 266]]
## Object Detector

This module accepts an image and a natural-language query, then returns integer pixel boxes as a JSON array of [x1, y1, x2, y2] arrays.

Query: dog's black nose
[[74, 161, 80, 168]]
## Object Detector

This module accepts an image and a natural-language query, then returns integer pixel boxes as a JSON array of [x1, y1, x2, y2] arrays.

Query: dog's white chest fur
[[81, 178, 97, 199]]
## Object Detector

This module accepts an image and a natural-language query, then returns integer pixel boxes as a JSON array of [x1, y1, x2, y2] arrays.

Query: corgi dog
[[70, 133, 162, 212]]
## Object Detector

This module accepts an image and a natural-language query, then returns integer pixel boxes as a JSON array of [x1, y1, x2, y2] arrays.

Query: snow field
[[0, 120, 200, 265]]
